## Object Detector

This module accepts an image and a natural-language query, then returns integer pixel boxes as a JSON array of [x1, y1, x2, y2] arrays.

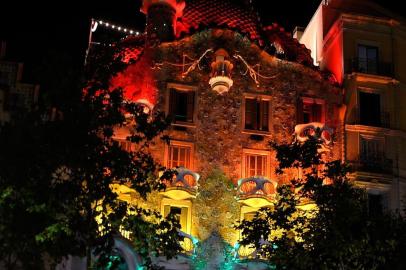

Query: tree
[[0, 44, 182, 269], [237, 136, 406, 270]]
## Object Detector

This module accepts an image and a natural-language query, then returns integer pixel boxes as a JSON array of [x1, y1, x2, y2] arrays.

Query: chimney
[[293, 26, 305, 41], [141, 0, 185, 45]]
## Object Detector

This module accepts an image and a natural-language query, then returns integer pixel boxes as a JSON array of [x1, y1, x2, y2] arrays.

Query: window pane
[[245, 98, 256, 130], [245, 98, 270, 131], [175, 91, 188, 121], [358, 45, 367, 59], [368, 194, 383, 216], [260, 100, 269, 131], [169, 89, 195, 123], [168, 145, 192, 169], [360, 92, 381, 127], [245, 154, 268, 177], [164, 206, 188, 232], [186, 91, 195, 122], [312, 103, 322, 122], [244, 212, 256, 222], [358, 45, 378, 74]]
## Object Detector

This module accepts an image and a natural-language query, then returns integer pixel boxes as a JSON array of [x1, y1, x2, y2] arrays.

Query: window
[[164, 205, 189, 232], [360, 137, 383, 162], [243, 149, 270, 178], [359, 92, 381, 127], [358, 45, 378, 74], [243, 211, 256, 222], [166, 142, 193, 169], [297, 97, 324, 124], [0, 71, 9, 86], [368, 193, 386, 216], [161, 198, 192, 234], [244, 97, 270, 132], [168, 88, 195, 123]]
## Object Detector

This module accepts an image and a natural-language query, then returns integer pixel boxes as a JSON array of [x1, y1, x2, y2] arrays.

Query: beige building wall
[[300, 0, 406, 212]]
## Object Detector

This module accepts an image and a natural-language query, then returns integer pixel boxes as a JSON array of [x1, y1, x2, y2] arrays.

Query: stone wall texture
[[118, 29, 344, 245]]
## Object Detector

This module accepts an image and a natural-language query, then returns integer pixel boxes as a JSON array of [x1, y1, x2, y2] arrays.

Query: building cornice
[[345, 73, 399, 85], [346, 124, 406, 138], [341, 13, 400, 27]]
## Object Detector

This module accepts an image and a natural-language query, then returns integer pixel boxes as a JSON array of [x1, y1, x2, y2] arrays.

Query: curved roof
[[177, 0, 262, 41], [109, 0, 333, 105]]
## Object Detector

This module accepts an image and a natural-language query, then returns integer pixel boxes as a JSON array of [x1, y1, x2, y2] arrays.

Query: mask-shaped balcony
[[162, 167, 200, 200], [237, 176, 278, 208], [294, 122, 334, 153]]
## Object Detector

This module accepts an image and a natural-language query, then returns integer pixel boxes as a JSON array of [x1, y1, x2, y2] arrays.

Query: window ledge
[[172, 122, 196, 128], [242, 129, 271, 136]]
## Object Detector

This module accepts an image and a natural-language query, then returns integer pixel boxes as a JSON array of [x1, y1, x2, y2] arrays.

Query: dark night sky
[[0, 0, 403, 82]]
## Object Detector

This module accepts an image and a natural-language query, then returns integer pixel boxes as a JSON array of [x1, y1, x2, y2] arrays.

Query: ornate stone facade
[[88, 0, 345, 268]]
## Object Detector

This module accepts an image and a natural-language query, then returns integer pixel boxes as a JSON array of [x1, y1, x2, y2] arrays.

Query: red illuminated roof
[[263, 24, 314, 68], [118, 35, 145, 64], [177, 0, 262, 42]]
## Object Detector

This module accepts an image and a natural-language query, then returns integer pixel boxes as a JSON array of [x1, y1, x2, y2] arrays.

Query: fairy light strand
[[92, 19, 141, 36]]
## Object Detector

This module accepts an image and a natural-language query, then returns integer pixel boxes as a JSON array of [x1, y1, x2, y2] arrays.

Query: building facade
[[80, 0, 405, 269], [299, 0, 406, 213], [0, 41, 40, 126]]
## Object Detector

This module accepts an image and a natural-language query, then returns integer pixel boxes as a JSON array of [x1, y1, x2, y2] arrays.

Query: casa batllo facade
[[75, 0, 404, 269]]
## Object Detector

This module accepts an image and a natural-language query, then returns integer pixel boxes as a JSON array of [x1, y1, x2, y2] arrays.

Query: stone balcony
[[237, 176, 278, 207], [161, 167, 200, 200]]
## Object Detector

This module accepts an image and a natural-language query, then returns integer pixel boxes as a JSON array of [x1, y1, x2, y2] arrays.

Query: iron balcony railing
[[350, 156, 393, 175], [347, 57, 394, 77], [352, 111, 391, 129]]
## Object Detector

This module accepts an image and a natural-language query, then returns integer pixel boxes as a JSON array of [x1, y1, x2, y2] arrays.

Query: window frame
[[357, 44, 379, 75], [164, 140, 194, 170], [359, 134, 384, 162], [166, 83, 198, 127], [242, 93, 272, 135], [242, 148, 271, 179], [297, 97, 326, 124], [357, 87, 385, 127], [161, 198, 192, 234]]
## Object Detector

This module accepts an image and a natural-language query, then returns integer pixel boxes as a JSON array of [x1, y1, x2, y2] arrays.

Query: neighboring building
[[299, 0, 406, 213], [0, 41, 40, 125], [83, 0, 344, 268]]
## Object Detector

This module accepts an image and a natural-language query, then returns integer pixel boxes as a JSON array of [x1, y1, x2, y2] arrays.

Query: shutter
[[245, 154, 251, 177], [186, 91, 195, 123], [180, 207, 188, 232], [260, 100, 269, 131], [297, 98, 304, 124], [169, 88, 177, 118], [313, 103, 322, 122], [253, 100, 258, 130], [164, 205, 171, 218], [245, 99, 254, 129]]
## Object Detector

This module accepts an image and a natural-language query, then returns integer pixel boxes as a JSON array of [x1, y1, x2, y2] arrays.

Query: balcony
[[347, 58, 394, 77], [234, 240, 273, 260], [350, 157, 393, 175], [119, 227, 198, 256], [350, 111, 391, 129], [237, 177, 277, 208], [178, 231, 198, 255], [161, 167, 200, 200]]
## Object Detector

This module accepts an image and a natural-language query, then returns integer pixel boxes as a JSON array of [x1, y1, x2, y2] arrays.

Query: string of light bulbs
[[91, 19, 141, 36]]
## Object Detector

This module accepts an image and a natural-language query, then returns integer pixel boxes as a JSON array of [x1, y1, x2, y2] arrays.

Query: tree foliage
[[0, 45, 181, 269], [237, 137, 406, 270]]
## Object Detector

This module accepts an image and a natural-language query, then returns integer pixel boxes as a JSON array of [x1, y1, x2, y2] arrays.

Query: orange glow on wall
[[110, 53, 158, 106]]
